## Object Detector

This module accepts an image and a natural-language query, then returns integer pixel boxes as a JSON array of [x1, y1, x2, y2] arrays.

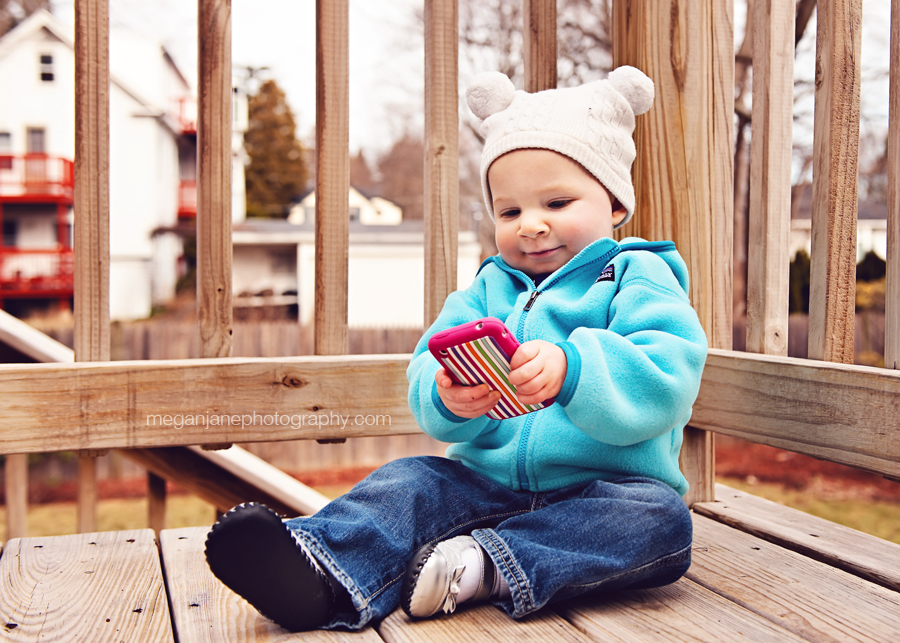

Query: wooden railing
[[1, 0, 897, 536]]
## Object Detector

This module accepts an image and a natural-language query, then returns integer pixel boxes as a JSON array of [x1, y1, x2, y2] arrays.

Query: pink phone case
[[428, 317, 554, 420]]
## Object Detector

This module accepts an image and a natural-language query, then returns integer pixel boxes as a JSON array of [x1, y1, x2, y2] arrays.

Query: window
[[40, 54, 54, 82], [26, 128, 45, 154], [0, 132, 10, 170]]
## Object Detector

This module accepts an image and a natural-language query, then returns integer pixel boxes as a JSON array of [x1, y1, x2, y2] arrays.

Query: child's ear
[[611, 198, 628, 226]]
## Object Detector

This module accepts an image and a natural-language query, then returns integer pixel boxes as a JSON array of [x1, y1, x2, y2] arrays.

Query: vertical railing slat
[[612, 0, 733, 506], [886, 0, 900, 369], [197, 0, 234, 360], [315, 0, 350, 354], [4, 453, 27, 538], [523, 0, 558, 93], [745, 0, 794, 356], [808, 0, 862, 364], [424, 0, 459, 327], [74, 0, 111, 533]]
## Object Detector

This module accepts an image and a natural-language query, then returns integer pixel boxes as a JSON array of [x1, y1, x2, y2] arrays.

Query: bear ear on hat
[[466, 71, 516, 120], [607, 66, 654, 116]]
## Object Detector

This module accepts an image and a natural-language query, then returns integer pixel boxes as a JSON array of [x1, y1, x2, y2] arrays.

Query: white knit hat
[[466, 66, 654, 228]]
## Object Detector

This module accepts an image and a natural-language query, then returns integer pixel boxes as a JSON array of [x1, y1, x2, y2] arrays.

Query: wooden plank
[[691, 348, 900, 478], [557, 578, 808, 643], [315, 0, 349, 355], [523, 0, 557, 93], [688, 514, 900, 643], [191, 445, 330, 515], [612, 0, 733, 505], [0, 354, 417, 454], [74, 0, 110, 536], [4, 349, 900, 477], [0, 309, 74, 363], [77, 454, 99, 534], [148, 471, 167, 533], [74, 0, 110, 364], [693, 484, 900, 593], [160, 527, 383, 642], [886, 0, 900, 369], [197, 0, 233, 359], [745, 0, 793, 356], [807, 0, 862, 363], [121, 447, 320, 519], [4, 453, 27, 539], [423, 0, 459, 326], [377, 603, 594, 643], [0, 529, 172, 641]]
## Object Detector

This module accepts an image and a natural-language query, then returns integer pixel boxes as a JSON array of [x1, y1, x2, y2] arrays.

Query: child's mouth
[[526, 246, 562, 258]]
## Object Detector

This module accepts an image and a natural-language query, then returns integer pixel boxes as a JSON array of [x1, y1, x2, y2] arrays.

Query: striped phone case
[[428, 317, 554, 420]]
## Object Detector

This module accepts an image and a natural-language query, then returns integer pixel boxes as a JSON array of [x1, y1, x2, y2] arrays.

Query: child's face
[[489, 149, 627, 278]]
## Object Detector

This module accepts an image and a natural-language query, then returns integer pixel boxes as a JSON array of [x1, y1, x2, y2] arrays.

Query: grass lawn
[[0, 486, 354, 539], [720, 477, 900, 545]]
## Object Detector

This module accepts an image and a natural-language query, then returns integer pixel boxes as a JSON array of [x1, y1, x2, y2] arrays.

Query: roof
[[233, 217, 429, 245], [792, 184, 887, 220]]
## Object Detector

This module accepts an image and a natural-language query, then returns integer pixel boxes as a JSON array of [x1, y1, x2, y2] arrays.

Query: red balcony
[[177, 97, 197, 135], [178, 179, 197, 218], [0, 247, 74, 297], [0, 154, 74, 204]]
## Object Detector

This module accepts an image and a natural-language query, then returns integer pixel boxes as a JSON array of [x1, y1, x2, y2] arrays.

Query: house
[[234, 189, 482, 327], [289, 186, 403, 226], [789, 184, 887, 262], [0, 9, 247, 320]]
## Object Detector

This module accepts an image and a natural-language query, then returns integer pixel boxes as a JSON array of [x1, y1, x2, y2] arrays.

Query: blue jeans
[[285, 456, 692, 630]]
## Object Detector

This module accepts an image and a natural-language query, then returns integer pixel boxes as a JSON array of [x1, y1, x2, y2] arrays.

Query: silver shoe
[[400, 535, 495, 619]]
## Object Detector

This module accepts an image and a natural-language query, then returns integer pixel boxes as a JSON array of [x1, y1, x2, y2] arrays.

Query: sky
[[48, 0, 892, 175], [51, 0, 425, 156]]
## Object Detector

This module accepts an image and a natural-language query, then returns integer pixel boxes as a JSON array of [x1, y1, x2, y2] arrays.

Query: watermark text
[[146, 412, 391, 431]]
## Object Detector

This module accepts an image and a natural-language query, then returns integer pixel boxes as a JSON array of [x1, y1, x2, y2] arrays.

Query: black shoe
[[205, 502, 336, 631]]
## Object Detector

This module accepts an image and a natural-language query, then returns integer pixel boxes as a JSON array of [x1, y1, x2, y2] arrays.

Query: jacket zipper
[[508, 242, 621, 490], [516, 413, 536, 491]]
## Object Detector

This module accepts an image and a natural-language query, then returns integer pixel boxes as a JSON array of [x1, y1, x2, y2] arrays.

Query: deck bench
[[1, 484, 897, 642]]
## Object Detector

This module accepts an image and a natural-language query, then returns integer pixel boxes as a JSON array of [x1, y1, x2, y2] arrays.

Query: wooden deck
[[0, 485, 897, 643]]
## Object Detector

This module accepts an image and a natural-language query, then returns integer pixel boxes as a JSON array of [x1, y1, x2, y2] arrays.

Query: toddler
[[205, 66, 708, 632]]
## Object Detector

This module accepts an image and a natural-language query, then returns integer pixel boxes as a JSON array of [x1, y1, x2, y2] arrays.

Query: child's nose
[[517, 209, 549, 237]]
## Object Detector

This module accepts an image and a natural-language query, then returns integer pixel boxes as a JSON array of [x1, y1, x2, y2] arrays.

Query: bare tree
[[0, 0, 50, 38]]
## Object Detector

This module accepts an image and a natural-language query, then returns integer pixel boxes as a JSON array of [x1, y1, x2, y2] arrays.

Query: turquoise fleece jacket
[[407, 236, 708, 495]]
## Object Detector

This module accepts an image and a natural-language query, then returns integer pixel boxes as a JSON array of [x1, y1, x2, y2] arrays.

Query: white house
[[234, 190, 482, 328], [0, 10, 247, 321], [789, 184, 887, 263], [289, 186, 403, 226]]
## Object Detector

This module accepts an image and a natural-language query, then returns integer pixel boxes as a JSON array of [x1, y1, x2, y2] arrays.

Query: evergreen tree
[[244, 79, 308, 218]]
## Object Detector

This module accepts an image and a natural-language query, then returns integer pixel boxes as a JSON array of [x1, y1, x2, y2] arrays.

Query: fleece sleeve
[[556, 260, 708, 447], [406, 286, 494, 444]]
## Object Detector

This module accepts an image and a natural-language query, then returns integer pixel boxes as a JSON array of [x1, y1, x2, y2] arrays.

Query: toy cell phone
[[428, 317, 554, 420]]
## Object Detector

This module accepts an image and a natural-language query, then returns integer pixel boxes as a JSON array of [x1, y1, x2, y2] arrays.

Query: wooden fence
[[0, 0, 897, 540]]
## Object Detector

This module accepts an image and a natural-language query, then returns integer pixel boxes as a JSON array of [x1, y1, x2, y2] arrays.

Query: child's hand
[[508, 340, 567, 405], [435, 369, 501, 419]]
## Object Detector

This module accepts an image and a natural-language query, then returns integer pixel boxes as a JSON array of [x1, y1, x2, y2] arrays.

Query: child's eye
[[548, 199, 573, 209], [498, 208, 520, 219]]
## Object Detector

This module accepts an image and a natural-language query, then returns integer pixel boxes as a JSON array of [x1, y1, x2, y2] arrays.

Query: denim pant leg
[[473, 476, 693, 619], [284, 456, 535, 630]]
